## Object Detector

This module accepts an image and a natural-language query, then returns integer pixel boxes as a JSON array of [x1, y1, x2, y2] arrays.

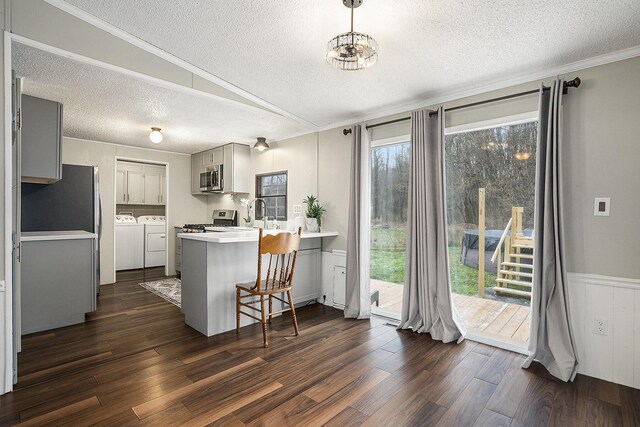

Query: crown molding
[[41, 0, 317, 128], [316, 44, 640, 133]]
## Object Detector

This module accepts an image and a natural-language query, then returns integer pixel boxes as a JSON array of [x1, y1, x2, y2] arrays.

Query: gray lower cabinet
[[291, 248, 321, 305], [21, 95, 63, 184], [21, 236, 96, 334]]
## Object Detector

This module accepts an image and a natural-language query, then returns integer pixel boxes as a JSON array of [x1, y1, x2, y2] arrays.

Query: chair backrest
[[254, 227, 302, 292]]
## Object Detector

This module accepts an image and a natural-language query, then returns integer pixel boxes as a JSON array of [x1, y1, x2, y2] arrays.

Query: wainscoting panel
[[568, 273, 640, 389]]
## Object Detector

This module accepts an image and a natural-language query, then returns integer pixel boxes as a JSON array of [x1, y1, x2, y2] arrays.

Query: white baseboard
[[568, 272, 640, 389]]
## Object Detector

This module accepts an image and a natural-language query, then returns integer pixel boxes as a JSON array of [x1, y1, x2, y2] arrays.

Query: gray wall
[[244, 57, 640, 281], [562, 58, 640, 278]]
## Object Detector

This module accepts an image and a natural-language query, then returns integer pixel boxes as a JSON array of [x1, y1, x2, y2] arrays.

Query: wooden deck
[[370, 280, 530, 347]]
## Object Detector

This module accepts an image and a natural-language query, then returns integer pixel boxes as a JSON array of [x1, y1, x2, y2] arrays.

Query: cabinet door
[[213, 147, 224, 164], [143, 165, 163, 205], [291, 249, 320, 305], [191, 153, 203, 194], [333, 266, 346, 307], [115, 169, 127, 204], [202, 149, 214, 168], [160, 173, 166, 204], [127, 170, 145, 204], [21, 95, 63, 183]]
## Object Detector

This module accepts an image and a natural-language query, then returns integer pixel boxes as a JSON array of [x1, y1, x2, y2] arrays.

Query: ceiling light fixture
[[326, 0, 378, 71], [149, 127, 163, 144], [253, 137, 269, 152]]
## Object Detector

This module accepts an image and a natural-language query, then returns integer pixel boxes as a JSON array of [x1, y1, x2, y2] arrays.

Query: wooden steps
[[499, 270, 532, 278], [492, 287, 533, 297], [501, 261, 532, 269], [509, 253, 533, 259], [496, 278, 532, 288], [490, 207, 534, 299]]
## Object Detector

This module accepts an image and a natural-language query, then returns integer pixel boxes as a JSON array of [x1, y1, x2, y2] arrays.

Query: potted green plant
[[303, 195, 326, 232]]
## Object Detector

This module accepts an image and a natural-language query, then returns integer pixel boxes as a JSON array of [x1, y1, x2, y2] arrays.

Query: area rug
[[139, 278, 181, 307]]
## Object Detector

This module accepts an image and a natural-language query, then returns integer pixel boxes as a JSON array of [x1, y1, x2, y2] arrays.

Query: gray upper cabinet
[[202, 147, 223, 168], [191, 143, 250, 195], [191, 152, 205, 195], [223, 143, 250, 194], [21, 95, 63, 184]]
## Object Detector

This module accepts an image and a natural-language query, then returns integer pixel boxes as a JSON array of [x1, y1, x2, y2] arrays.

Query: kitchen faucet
[[247, 198, 269, 228]]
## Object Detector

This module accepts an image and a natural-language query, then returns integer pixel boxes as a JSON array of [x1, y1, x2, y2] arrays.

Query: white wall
[[62, 137, 208, 284], [569, 274, 640, 388], [207, 133, 320, 229]]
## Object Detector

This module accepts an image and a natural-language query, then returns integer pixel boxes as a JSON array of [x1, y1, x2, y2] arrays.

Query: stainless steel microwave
[[200, 164, 223, 192]]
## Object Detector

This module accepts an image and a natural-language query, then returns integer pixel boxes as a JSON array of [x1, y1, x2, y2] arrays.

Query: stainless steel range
[[182, 209, 237, 233]]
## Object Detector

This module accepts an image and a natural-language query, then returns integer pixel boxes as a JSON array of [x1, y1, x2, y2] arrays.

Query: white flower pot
[[305, 217, 319, 232]]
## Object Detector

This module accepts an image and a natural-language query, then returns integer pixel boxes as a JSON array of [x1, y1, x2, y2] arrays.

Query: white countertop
[[21, 230, 98, 241], [178, 229, 338, 243]]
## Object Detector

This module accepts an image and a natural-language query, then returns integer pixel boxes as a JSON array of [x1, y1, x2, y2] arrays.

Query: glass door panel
[[369, 141, 410, 319], [445, 120, 537, 348]]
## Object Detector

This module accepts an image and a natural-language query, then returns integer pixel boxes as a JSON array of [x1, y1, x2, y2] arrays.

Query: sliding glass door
[[369, 140, 410, 319]]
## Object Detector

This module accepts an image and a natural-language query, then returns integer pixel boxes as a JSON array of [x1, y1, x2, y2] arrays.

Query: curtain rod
[[342, 77, 581, 135]]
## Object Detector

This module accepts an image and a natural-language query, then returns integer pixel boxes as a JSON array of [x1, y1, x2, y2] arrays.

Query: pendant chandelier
[[326, 0, 378, 71]]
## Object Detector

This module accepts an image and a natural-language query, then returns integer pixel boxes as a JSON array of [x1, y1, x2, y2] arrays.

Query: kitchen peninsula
[[179, 229, 338, 337]]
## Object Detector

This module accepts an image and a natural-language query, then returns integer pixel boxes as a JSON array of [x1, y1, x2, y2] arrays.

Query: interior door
[[127, 170, 145, 204]]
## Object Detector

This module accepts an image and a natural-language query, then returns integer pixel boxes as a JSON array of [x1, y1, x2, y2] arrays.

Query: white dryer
[[115, 214, 145, 270], [138, 215, 166, 268]]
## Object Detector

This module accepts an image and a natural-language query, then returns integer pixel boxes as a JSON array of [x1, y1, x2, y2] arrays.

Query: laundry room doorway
[[114, 158, 169, 282]]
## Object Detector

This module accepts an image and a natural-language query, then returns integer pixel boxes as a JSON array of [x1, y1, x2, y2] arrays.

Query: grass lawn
[[370, 227, 495, 296]]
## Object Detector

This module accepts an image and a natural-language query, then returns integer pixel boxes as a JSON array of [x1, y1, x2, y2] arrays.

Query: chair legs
[[235, 288, 241, 333], [260, 295, 268, 348], [236, 289, 299, 347], [287, 290, 299, 336]]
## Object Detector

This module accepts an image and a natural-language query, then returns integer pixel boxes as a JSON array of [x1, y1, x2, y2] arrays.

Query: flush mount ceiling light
[[326, 0, 379, 71], [149, 127, 163, 144], [253, 137, 269, 152]]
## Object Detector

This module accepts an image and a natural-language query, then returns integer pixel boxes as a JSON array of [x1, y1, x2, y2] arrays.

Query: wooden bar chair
[[235, 227, 302, 347]]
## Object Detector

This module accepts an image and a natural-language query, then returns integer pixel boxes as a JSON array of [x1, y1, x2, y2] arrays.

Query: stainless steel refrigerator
[[21, 164, 102, 290]]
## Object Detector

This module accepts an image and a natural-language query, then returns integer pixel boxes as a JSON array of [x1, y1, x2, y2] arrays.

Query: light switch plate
[[0, 280, 5, 292], [594, 197, 610, 216], [293, 204, 303, 215]]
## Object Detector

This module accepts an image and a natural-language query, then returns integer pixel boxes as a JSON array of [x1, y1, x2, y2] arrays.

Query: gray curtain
[[398, 108, 465, 343], [345, 124, 371, 319], [523, 79, 579, 381]]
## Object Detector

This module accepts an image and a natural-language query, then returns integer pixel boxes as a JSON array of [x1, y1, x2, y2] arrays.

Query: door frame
[[3, 31, 15, 393], [113, 156, 170, 281], [444, 112, 538, 355]]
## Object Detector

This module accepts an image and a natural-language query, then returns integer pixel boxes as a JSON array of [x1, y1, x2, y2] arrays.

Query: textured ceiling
[[12, 43, 312, 153], [61, 0, 640, 127]]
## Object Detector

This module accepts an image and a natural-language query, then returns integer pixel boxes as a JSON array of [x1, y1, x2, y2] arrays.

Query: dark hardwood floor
[[1, 275, 637, 426]]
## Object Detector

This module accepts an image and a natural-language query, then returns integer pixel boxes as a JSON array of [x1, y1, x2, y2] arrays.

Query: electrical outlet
[[293, 204, 303, 215], [593, 317, 608, 336]]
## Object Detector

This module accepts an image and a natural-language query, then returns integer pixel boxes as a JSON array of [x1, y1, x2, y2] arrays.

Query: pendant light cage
[[326, 32, 379, 71], [325, 0, 378, 71]]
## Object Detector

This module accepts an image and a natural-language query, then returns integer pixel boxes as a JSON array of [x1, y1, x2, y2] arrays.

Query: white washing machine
[[138, 215, 166, 268], [115, 214, 145, 271]]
